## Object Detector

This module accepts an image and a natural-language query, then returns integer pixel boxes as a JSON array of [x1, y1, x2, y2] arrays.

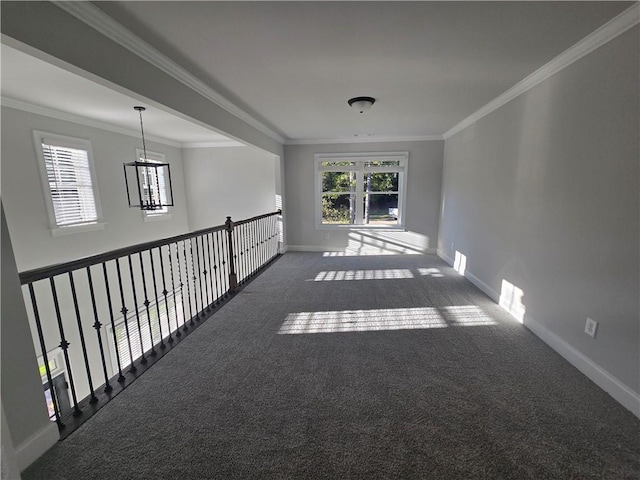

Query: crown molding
[[2, 97, 182, 147], [1, 97, 245, 149], [182, 141, 245, 148], [53, 1, 286, 145], [444, 3, 640, 139], [285, 134, 443, 146]]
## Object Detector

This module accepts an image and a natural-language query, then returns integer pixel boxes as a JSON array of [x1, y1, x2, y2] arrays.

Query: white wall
[[1, 204, 59, 471], [438, 27, 639, 413], [1, 107, 190, 271], [284, 141, 443, 253], [1, 106, 193, 462], [183, 146, 278, 230]]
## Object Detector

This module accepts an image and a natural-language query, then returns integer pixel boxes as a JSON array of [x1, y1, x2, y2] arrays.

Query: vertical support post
[[225, 216, 238, 294]]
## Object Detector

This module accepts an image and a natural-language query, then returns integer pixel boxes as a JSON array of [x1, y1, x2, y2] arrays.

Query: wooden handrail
[[19, 210, 281, 285]]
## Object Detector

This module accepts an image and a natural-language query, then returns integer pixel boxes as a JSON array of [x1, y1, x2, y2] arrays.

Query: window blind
[[42, 142, 98, 226]]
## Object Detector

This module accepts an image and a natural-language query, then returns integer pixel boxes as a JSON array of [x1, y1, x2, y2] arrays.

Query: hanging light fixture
[[123, 106, 174, 211], [348, 96, 376, 114]]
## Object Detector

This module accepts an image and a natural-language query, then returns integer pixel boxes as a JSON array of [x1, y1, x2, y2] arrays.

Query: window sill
[[316, 224, 405, 231], [51, 222, 106, 237], [143, 213, 172, 223]]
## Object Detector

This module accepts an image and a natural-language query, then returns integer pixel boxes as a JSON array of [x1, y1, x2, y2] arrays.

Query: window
[[34, 131, 103, 233], [136, 149, 170, 218], [315, 152, 407, 227]]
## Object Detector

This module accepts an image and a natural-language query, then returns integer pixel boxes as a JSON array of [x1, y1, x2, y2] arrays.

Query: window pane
[[140, 157, 169, 214], [322, 193, 356, 224], [364, 172, 399, 192], [322, 171, 355, 193], [321, 161, 355, 168], [43, 142, 98, 226], [363, 160, 400, 168], [362, 193, 399, 225]]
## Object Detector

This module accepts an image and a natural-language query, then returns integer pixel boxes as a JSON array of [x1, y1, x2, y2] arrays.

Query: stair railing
[[19, 210, 281, 438]]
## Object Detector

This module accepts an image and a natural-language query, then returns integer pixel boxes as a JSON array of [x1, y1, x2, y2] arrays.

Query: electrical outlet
[[585, 318, 598, 338]]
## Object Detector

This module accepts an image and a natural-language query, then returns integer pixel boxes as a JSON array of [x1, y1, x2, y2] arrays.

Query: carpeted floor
[[23, 253, 640, 479]]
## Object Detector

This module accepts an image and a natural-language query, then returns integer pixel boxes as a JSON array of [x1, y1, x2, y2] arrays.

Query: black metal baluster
[[251, 221, 257, 273], [217, 231, 226, 300], [238, 225, 246, 284], [138, 252, 157, 357], [257, 218, 264, 270], [243, 223, 250, 282], [212, 231, 222, 303], [193, 236, 204, 317], [158, 246, 174, 344], [272, 215, 278, 259], [264, 216, 270, 264], [238, 226, 245, 285], [128, 255, 148, 364], [199, 235, 209, 310], [178, 241, 191, 330], [248, 221, 255, 277], [28, 283, 64, 429], [68, 271, 98, 404], [168, 243, 184, 336], [205, 233, 215, 308], [103, 262, 125, 382], [201, 234, 212, 309], [115, 258, 136, 373], [189, 238, 199, 317], [183, 241, 195, 326], [49, 276, 82, 417], [86, 267, 112, 393], [149, 248, 166, 349], [220, 229, 230, 295]]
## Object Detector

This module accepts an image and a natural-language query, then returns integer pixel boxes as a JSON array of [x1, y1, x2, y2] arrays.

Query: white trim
[[286, 135, 443, 146], [182, 141, 245, 148], [4, 97, 181, 148], [287, 245, 344, 253], [51, 222, 106, 237], [33, 130, 105, 232], [314, 152, 408, 229], [15, 422, 59, 472], [53, 1, 285, 145], [143, 213, 173, 223], [2, 97, 245, 149], [437, 251, 640, 419], [524, 313, 640, 419], [444, 3, 640, 139]]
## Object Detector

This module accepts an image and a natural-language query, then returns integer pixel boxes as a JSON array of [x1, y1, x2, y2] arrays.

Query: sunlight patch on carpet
[[278, 306, 496, 334]]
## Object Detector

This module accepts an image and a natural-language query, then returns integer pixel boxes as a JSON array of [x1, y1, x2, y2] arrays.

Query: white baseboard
[[286, 245, 343, 253], [15, 422, 59, 472], [436, 251, 640, 418], [289, 245, 436, 255], [523, 314, 640, 418]]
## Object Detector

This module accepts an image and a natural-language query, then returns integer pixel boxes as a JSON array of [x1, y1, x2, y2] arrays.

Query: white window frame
[[135, 149, 172, 221], [33, 131, 105, 236], [314, 152, 408, 229]]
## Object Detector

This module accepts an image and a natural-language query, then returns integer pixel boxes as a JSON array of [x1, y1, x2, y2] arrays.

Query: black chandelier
[[123, 106, 174, 211]]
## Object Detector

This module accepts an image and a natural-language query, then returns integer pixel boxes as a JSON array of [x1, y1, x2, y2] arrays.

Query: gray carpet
[[24, 253, 640, 479]]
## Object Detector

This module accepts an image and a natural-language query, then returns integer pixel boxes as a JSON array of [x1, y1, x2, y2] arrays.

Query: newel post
[[225, 216, 238, 294]]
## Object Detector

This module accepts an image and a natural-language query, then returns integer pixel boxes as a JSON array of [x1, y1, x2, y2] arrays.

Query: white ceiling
[[94, 1, 633, 141], [1, 2, 634, 145], [0, 44, 241, 147]]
